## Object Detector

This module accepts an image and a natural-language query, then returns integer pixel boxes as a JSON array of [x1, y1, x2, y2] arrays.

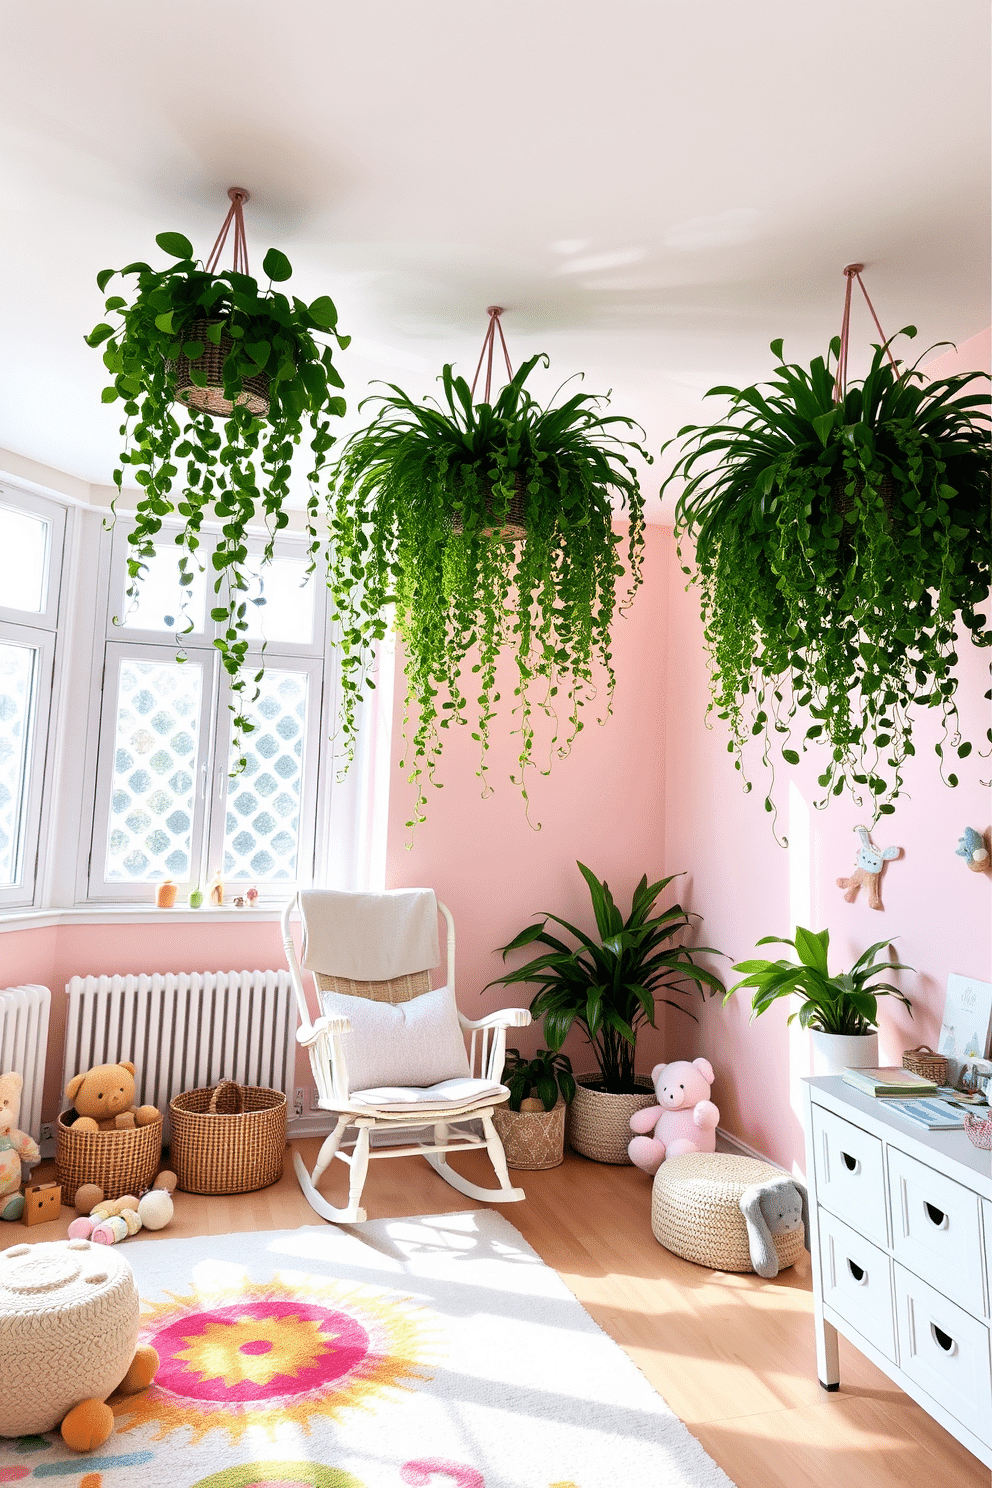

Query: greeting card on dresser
[[939, 972, 992, 1087]]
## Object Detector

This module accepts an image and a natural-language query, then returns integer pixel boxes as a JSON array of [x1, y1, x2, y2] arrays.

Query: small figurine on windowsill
[[245, 885, 259, 907], [208, 871, 224, 906], [232, 895, 245, 908]]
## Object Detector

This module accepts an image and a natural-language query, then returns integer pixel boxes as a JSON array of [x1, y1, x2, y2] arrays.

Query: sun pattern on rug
[[114, 1272, 440, 1444]]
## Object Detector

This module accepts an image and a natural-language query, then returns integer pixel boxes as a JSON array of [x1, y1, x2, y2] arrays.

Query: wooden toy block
[[23, 1182, 62, 1225]]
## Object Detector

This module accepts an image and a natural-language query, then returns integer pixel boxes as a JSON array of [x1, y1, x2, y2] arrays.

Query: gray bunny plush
[[739, 1174, 810, 1279]]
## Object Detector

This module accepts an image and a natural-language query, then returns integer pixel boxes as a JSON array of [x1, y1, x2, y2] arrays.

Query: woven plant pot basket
[[902, 1045, 949, 1084], [170, 1078, 286, 1195], [55, 1111, 163, 1202], [171, 318, 270, 418], [567, 1075, 655, 1165], [492, 1098, 566, 1170], [451, 474, 527, 540]]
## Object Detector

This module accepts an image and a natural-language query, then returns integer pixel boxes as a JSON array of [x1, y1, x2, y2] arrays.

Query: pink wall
[[663, 331, 992, 1173]]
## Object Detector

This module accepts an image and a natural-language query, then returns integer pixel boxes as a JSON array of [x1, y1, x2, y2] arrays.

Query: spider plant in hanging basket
[[326, 354, 649, 822], [85, 226, 349, 755], [662, 330, 991, 828]]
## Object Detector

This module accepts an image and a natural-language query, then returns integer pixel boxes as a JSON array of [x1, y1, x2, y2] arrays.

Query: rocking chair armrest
[[297, 1014, 352, 1048], [458, 1008, 532, 1032]]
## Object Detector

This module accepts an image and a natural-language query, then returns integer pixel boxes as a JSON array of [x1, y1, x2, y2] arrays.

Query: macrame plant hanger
[[470, 305, 513, 403], [206, 186, 252, 276], [832, 262, 899, 404]]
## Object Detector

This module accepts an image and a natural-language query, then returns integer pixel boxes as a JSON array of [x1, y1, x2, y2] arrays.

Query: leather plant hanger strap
[[470, 305, 514, 403], [833, 262, 899, 403], [205, 186, 251, 275]]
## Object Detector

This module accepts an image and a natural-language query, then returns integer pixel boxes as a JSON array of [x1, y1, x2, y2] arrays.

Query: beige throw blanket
[[300, 888, 441, 980]]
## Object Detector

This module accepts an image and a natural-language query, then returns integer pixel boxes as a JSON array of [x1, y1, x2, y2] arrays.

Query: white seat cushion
[[349, 1077, 508, 1112], [319, 984, 471, 1091]]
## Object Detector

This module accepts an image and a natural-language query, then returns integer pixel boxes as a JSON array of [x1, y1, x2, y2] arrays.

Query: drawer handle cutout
[[930, 1323, 957, 1356], [841, 1151, 860, 1174], [846, 1259, 867, 1285], [924, 1202, 948, 1230]]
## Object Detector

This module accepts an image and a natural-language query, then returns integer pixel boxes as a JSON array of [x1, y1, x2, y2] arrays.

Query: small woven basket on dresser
[[492, 1099, 566, 1170], [55, 1112, 163, 1202], [170, 1079, 286, 1195], [902, 1045, 949, 1084]]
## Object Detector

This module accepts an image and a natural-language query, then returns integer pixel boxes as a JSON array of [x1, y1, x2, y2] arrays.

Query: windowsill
[[0, 904, 286, 933]]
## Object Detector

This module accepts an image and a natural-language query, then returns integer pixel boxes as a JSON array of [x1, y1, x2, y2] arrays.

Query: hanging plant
[[662, 266, 991, 831], [325, 309, 649, 826], [85, 188, 349, 755]]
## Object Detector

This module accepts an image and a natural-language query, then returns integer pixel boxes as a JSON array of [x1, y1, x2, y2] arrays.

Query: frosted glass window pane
[[0, 508, 49, 614], [104, 658, 202, 881], [0, 643, 37, 886], [223, 669, 308, 882], [244, 556, 315, 644], [120, 544, 207, 633]]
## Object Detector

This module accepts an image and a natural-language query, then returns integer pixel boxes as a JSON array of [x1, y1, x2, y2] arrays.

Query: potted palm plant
[[488, 863, 724, 1163], [491, 1048, 576, 1170], [86, 207, 348, 763], [325, 353, 648, 822], [726, 926, 914, 1073], [663, 331, 990, 834]]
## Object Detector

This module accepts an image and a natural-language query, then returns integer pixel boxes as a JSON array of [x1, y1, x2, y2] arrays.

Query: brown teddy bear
[[65, 1061, 160, 1133]]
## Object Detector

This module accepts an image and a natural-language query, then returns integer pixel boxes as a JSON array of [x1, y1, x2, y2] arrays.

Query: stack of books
[[841, 1066, 938, 1098]]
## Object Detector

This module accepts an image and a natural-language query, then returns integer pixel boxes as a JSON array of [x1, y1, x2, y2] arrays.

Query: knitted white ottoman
[[651, 1151, 809, 1278], [0, 1239, 142, 1443]]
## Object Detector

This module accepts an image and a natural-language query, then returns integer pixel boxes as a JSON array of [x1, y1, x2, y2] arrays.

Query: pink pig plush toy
[[628, 1058, 720, 1175]]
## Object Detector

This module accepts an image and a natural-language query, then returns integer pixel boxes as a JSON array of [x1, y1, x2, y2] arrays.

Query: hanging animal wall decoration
[[956, 827, 990, 874], [836, 825, 901, 911]]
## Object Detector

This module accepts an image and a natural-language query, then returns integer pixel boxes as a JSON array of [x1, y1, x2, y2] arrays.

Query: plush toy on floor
[[69, 1171, 176, 1243], [0, 1238, 158, 1450], [64, 1060, 160, 1133], [628, 1058, 720, 1175], [0, 1071, 41, 1220]]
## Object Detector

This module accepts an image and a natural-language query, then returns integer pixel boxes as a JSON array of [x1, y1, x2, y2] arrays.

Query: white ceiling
[[1, 0, 988, 520]]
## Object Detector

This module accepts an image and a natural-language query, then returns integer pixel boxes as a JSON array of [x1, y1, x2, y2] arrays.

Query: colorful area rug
[[0, 1213, 734, 1488]]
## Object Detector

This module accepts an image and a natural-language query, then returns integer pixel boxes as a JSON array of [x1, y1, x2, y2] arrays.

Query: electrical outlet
[[293, 1087, 305, 1118], [40, 1123, 54, 1143], [308, 1087, 321, 1113]]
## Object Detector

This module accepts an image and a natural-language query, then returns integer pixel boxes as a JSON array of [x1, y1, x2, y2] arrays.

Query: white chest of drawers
[[804, 1077, 992, 1470]]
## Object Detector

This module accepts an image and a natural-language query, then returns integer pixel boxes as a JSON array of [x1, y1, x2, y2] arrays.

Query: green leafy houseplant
[[663, 332, 991, 830], [325, 355, 648, 822], [487, 862, 724, 1094], [501, 1048, 576, 1111], [86, 230, 349, 754], [726, 926, 913, 1034]]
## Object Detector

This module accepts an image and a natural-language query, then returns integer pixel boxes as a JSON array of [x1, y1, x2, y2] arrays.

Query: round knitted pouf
[[651, 1152, 806, 1274], [0, 1239, 139, 1437]]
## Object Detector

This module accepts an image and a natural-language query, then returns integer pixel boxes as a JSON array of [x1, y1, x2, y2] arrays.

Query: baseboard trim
[[716, 1125, 784, 1170]]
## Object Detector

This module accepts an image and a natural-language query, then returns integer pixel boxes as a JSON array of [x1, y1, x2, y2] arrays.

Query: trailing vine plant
[[326, 352, 648, 826], [85, 205, 348, 760], [663, 330, 991, 833]]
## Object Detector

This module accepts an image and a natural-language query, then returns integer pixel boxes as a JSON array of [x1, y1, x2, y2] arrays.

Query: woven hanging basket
[[451, 473, 527, 540], [55, 1112, 163, 1202], [566, 1075, 655, 1165], [169, 1079, 286, 1195], [492, 1098, 567, 1170], [170, 318, 270, 418], [902, 1045, 949, 1084]]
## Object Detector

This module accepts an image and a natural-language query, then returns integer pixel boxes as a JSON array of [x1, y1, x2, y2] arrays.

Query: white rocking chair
[[281, 889, 531, 1224]]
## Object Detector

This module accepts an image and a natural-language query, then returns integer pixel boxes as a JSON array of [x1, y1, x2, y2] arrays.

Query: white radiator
[[63, 972, 295, 1136], [0, 984, 51, 1141]]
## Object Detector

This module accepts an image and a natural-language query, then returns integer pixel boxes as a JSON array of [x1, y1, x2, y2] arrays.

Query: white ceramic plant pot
[[810, 1030, 878, 1076]]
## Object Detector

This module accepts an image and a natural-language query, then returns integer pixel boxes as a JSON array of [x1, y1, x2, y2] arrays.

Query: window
[[86, 525, 328, 902], [0, 487, 67, 908]]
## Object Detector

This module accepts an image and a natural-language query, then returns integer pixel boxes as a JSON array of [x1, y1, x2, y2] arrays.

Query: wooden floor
[[10, 1142, 989, 1488]]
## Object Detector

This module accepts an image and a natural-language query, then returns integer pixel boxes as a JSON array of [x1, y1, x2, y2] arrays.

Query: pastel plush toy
[[0, 1071, 41, 1220], [68, 1172, 176, 1243], [628, 1058, 720, 1175], [739, 1174, 811, 1279], [65, 1060, 160, 1133], [956, 826, 990, 873]]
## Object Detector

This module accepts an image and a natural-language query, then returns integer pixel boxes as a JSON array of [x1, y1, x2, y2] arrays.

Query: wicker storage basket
[[55, 1112, 163, 1202], [171, 319, 270, 418], [170, 1079, 286, 1195], [492, 1099, 566, 1170], [902, 1045, 949, 1084], [566, 1076, 655, 1165]]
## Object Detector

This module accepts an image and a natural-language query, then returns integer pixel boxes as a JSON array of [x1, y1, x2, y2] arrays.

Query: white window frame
[[0, 485, 68, 908], [82, 518, 331, 904]]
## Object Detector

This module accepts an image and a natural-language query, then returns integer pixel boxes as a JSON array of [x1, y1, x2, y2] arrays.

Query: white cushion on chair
[[349, 1077, 507, 1112], [320, 985, 471, 1091]]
